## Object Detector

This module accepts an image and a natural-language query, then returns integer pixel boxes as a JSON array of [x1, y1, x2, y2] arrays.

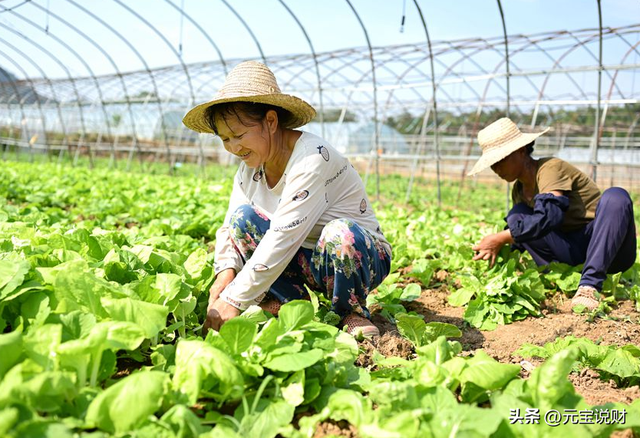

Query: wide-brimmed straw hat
[[183, 61, 316, 133], [468, 117, 550, 176]]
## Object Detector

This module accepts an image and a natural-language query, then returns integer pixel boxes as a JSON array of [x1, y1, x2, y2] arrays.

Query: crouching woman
[[183, 61, 392, 337], [469, 118, 637, 310]]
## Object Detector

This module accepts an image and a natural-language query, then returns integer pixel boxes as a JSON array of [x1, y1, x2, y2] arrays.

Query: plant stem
[[90, 350, 103, 387]]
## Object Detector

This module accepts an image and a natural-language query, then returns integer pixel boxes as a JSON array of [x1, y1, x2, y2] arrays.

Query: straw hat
[[468, 118, 550, 176], [183, 61, 316, 133]]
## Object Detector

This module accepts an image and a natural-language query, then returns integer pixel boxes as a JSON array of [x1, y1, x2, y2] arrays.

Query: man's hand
[[203, 299, 241, 333], [472, 230, 513, 268]]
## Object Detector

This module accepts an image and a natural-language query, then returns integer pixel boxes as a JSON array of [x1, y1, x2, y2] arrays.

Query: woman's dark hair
[[204, 102, 292, 135], [525, 140, 535, 155]]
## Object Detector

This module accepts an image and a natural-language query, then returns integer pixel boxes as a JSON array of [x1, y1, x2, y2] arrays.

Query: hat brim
[[467, 128, 550, 176], [182, 93, 317, 133]]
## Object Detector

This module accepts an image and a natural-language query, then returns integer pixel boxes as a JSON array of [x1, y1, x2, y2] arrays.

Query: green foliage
[[447, 252, 546, 330], [396, 313, 461, 348], [517, 336, 640, 387], [0, 160, 638, 437]]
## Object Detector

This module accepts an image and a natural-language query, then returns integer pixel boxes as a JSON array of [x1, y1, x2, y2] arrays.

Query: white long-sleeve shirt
[[216, 131, 391, 310]]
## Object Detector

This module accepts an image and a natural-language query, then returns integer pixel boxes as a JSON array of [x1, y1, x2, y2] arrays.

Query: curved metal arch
[[457, 31, 569, 194], [162, 0, 229, 75], [112, 0, 200, 172], [601, 29, 640, 129], [374, 51, 435, 111], [433, 39, 515, 103], [276, 0, 325, 135], [471, 32, 578, 118], [112, 0, 196, 104], [272, 58, 319, 94], [0, 91, 21, 156], [0, 35, 70, 155], [614, 26, 640, 62], [344, 0, 380, 198], [319, 65, 379, 145], [600, 38, 640, 162], [565, 27, 628, 103], [497, 0, 512, 211], [496, 0, 510, 116], [420, 44, 496, 106], [590, 0, 603, 181], [522, 34, 589, 127], [313, 51, 372, 99], [533, 28, 626, 126], [0, 0, 31, 13], [320, 43, 481, 128], [0, 20, 90, 164], [378, 46, 487, 123], [376, 33, 549, 122], [0, 61, 29, 159], [596, 29, 640, 128], [309, 52, 369, 92], [32, 0, 144, 167], [0, 50, 50, 159], [404, 0, 441, 204], [603, 39, 640, 105], [220, 0, 267, 65], [455, 36, 542, 100], [66, 0, 172, 167], [4, 4, 115, 165]]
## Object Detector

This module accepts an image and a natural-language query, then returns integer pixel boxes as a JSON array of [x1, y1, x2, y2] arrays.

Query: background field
[[1, 159, 639, 437]]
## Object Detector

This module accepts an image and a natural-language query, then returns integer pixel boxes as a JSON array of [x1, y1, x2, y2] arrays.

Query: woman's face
[[215, 111, 271, 168], [490, 148, 525, 183]]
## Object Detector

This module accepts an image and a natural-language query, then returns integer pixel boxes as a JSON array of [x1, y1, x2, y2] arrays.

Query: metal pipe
[[277, 0, 325, 137], [0, 18, 90, 165], [408, 0, 441, 205], [36, 1, 143, 168], [590, 0, 603, 181], [113, 0, 198, 174], [220, 0, 267, 64], [496, 0, 511, 213], [345, 0, 380, 200], [0, 52, 49, 162]]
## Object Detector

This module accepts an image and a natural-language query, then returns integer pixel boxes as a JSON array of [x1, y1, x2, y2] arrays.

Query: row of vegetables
[[0, 160, 638, 437]]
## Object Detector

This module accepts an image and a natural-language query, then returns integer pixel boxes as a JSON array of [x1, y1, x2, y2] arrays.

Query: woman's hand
[[208, 268, 236, 302], [203, 299, 241, 333], [202, 269, 237, 335], [472, 230, 513, 268]]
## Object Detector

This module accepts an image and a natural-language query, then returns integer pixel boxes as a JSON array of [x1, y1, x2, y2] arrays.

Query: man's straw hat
[[468, 117, 550, 176], [183, 61, 316, 133]]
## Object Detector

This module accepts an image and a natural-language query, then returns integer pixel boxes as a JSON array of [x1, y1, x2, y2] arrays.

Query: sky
[[0, 0, 638, 79]]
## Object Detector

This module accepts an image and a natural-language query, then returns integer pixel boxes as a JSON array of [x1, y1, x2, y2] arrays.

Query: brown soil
[[356, 331, 414, 369], [367, 284, 640, 408], [314, 420, 359, 438]]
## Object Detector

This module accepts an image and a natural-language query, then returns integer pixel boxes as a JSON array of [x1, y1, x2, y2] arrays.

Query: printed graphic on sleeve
[[252, 169, 264, 182], [359, 198, 367, 214], [252, 263, 270, 272], [317, 145, 330, 161], [273, 216, 308, 232], [292, 190, 309, 201]]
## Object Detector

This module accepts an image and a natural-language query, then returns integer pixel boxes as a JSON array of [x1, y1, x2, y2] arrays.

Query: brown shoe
[[341, 313, 380, 338], [571, 285, 600, 310], [259, 295, 312, 317], [259, 298, 282, 316]]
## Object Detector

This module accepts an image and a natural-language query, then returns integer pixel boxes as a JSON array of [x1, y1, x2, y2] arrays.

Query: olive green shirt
[[512, 157, 601, 232]]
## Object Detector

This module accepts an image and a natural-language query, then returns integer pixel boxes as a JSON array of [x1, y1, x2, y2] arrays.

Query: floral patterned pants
[[229, 204, 391, 318]]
